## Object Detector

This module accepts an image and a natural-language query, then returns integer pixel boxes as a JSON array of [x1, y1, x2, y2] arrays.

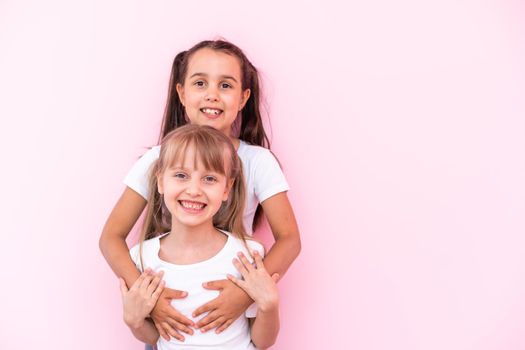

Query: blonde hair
[[138, 124, 248, 268]]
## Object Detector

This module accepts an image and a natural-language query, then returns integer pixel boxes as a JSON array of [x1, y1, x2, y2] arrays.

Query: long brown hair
[[139, 125, 248, 267], [158, 39, 270, 229]]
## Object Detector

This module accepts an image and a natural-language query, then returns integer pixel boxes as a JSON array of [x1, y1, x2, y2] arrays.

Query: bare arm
[[249, 307, 279, 350], [119, 271, 162, 345], [99, 187, 146, 285], [227, 251, 280, 349], [259, 192, 301, 277], [127, 317, 160, 345]]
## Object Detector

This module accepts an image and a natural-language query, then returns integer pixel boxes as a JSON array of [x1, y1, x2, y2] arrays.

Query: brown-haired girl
[[100, 39, 300, 342], [120, 124, 280, 349]]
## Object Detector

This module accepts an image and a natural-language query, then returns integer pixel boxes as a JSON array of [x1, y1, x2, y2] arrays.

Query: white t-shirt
[[124, 141, 289, 234], [129, 231, 263, 350]]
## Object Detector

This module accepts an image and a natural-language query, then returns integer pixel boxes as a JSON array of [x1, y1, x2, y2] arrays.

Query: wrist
[[257, 297, 279, 313], [124, 315, 146, 330]]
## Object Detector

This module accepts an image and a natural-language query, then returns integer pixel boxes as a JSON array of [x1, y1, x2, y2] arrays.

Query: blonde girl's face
[[157, 144, 232, 229], [176, 48, 251, 137]]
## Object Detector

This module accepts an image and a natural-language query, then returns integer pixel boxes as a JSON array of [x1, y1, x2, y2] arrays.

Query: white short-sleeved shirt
[[124, 140, 289, 234], [129, 231, 263, 350]]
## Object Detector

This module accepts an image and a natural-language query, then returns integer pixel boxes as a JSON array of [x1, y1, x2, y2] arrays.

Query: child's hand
[[119, 269, 165, 329], [192, 279, 253, 333], [227, 251, 279, 312], [151, 288, 194, 341]]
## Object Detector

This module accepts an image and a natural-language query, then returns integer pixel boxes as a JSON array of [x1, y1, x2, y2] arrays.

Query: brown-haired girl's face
[[176, 48, 251, 137]]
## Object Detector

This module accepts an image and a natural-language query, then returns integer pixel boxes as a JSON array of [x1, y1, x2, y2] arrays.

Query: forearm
[[99, 188, 147, 286], [260, 192, 301, 278], [250, 307, 280, 349], [127, 318, 160, 345], [99, 232, 141, 286], [263, 234, 301, 277]]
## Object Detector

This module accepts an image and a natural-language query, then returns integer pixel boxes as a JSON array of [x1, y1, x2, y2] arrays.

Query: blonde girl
[[120, 124, 279, 349]]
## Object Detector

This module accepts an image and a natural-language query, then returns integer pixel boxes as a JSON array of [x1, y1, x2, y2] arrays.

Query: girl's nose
[[185, 180, 202, 196], [205, 87, 219, 102]]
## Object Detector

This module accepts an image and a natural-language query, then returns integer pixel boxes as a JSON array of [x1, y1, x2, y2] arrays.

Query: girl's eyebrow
[[189, 72, 238, 83], [167, 165, 189, 171]]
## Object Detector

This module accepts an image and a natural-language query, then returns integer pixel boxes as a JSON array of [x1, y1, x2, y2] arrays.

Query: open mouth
[[200, 107, 223, 117], [178, 200, 207, 212]]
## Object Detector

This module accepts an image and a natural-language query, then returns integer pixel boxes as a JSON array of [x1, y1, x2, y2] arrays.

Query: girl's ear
[[222, 179, 234, 201], [157, 175, 164, 194], [239, 89, 251, 110], [176, 83, 185, 107]]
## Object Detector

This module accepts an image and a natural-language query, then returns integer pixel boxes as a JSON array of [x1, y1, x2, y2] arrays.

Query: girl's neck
[[160, 221, 227, 265], [228, 136, 240, 150], [164, 221, 222, 248]]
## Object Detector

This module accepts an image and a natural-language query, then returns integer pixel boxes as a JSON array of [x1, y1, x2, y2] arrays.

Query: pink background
[[1, 0, 525, 349]]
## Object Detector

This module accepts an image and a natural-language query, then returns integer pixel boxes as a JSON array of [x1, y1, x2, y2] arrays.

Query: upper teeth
[[181, 201, 205, 209], [202, 108, 220, 115]]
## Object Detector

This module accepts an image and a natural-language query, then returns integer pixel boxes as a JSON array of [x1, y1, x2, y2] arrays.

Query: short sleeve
[[123, 146, 161, 200], [244, 240, 265, 318], [128, 244, 142, 271], [253, 150, 290, 203]]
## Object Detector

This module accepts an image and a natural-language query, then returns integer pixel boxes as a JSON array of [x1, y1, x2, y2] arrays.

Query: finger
[[193, 299, 217, 318], [151, 280, 166, 302], [200, 316, 225, 333], [138, 271, 154, 291], [237, 252, 254, 272], [130, 273, 146, 291], [153, 304, 194, 327], [201, 279, 227, 291], [233, 258, 249, 276], [226, 274, 245, 289], [162, 322, 185, 341], [165, 317, 194, 335], [253, 250, 265, 269], [154, 321, 170, 341], [195, 309, 221, 328], [169, 312, 194, 327], [271, 273, 280, 283], [147, 271, 164, 295], [163, 287, 188, 299], [119, 278, 128, 297], [216, 318, 234, 334]]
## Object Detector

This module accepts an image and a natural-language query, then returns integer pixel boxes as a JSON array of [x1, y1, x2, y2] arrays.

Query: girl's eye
[[174, 172, 187, 179], [204, 175, 217, 183], [194, 80, 205, 87], [220, 83, 232, 89]]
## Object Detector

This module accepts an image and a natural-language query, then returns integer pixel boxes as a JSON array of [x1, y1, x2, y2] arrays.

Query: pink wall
[[1, 0, 525, 349]]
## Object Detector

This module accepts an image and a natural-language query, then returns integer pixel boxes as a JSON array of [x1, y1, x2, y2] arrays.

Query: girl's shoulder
[[238, 140, 271, 158], [237, 141, 279, 168], [221, 230, 265, 257], [128, 234, 166, 267]]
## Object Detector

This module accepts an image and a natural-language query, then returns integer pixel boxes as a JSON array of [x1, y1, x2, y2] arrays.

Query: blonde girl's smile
[[178, 199, 206, 213]]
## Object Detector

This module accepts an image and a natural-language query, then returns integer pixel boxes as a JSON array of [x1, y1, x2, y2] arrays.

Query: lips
[[200, 107, 223, 118], [178, 200, 206, 213]]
